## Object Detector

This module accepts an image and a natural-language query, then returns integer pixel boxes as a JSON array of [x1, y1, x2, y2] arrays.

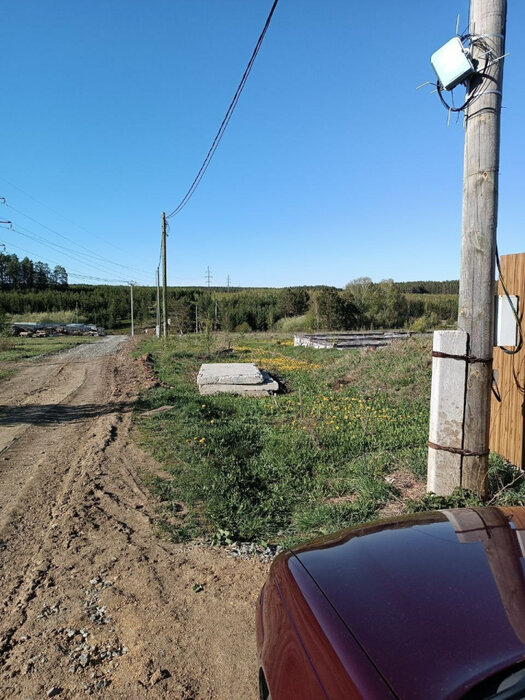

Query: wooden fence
[[490, 253, 525, 468]]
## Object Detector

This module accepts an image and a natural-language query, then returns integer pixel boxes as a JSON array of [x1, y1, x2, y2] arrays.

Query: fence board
[[490, 253, 525, 468]]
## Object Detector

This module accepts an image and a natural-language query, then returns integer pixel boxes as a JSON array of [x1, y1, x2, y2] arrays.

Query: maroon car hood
[[292, 508, 525, 700]]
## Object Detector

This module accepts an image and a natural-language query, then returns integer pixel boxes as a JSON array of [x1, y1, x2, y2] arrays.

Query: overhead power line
[[0, 174, 141, 260], [166, 0, 279, 220], [0, 237, 129, 284], [1, 197, 146, 275], [1, 221, 150, 285]]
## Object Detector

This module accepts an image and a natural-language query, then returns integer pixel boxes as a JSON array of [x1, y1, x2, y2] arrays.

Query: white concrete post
[[427, 330, 468, 495]]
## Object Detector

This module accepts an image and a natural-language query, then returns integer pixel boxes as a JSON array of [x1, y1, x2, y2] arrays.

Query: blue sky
[[1, 0, 524, 288]]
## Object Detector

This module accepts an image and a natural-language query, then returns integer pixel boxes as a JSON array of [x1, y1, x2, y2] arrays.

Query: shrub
[[235, 321, 252, 333]]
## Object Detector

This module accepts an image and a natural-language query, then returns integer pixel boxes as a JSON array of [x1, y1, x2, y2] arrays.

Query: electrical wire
[[1, 199, 146, 275], [0, 224, 150, 285], [1, 222, 150, 285], [434, 33, 501, 115], [0, 238, 129, 284], [0, 174, 143, 261], [166, 0, 279, 219]]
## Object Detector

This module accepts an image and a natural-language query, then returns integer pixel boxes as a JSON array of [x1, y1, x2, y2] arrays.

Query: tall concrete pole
[[457, 0, 507, 494], [156, 267, 161, 338], [161, 212, 168, 339], [130, 282, 135, 337]]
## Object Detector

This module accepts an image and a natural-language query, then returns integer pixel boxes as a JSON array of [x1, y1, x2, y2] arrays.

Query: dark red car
[[256, 507, 525, 699]]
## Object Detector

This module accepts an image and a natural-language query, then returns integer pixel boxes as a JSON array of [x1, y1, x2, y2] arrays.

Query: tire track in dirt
[[0, 337, 269, 699], [0, 366, 93, 533]]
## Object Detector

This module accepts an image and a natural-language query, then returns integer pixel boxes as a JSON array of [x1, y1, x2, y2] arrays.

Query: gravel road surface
[[0, 337, 268, 698]]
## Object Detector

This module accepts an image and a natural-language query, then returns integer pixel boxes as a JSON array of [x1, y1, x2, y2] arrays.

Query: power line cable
[[1, 228, 191, 285], [11, 222, 128, 270], [0, 237, 130, 284], [0, 174, 140, 259], [0, 225, 150, 285], [166, 0, 279, 219], [1, 198, 146, 275], [4, 222, 151, 284]]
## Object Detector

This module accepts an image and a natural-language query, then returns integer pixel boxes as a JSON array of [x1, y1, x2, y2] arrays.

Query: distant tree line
[[392, 280, 459, 295], [0, 278, 459, 332], [0, 253, 68, 290]]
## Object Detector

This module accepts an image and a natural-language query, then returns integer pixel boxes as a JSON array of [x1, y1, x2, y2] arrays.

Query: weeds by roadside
[[135, 333, 525, 547], [135, 333, 435, 545]]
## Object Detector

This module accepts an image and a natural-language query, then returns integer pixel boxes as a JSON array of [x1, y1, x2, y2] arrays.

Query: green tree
[[53, 265, 68, 287], [367, 280, 408, 329], [21, 257, 34, 288], [310, 288, 357, 331], [6, 254, 20, 287], [279, 287, 310, 317]]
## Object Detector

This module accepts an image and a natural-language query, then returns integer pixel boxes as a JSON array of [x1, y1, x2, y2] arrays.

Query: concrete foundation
[[197, 363, 264, 386], [294, 332, 414, 350], [197, 364, 278, 396]]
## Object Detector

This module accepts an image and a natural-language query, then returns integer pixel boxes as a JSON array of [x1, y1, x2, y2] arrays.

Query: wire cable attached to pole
[[166, 0, 279, 220]]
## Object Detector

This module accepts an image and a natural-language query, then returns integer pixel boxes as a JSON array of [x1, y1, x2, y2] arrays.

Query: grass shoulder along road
[[0, 335, 98, 380], [134, 332, 525, 548]]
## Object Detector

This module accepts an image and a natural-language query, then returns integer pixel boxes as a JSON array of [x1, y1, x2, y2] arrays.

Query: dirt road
[[0, 337, 268, 699]]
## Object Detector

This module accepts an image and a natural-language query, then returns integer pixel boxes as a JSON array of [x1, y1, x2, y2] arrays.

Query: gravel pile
[[63, 336, 129, 360], [225, 542, 282, 563]]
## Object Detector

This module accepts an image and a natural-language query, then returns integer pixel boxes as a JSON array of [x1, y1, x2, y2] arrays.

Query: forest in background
[[0, 277, 458, 335], [0, 252, 68, 289], [0, 253, 459, 332]]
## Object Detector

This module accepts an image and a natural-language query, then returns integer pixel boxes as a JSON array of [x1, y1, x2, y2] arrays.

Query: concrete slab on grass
[[197, 363, 264, 386], [199, 371, 279, 396]]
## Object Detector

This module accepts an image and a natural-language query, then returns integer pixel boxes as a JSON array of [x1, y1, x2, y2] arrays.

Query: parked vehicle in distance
[[256, 507, 525, 699]]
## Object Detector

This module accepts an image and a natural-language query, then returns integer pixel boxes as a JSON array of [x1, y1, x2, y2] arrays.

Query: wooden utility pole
[[458, 0, 507, 494], [161, 212, 168, 339]]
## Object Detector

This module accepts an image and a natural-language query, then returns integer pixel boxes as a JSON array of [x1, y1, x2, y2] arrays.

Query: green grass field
[[134, 334, 434, 543], [135, 333, 525, 546]]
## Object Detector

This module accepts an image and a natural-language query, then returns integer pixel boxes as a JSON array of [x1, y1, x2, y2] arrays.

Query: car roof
[[291, 507, 525, 700]]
